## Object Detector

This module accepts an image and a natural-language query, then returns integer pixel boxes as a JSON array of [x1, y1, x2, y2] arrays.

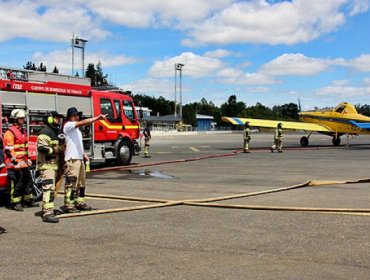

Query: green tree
[[85, 63, 96, 85], [182, 103, 197, 127], [246, 102, 273, 119], [356, 104, 370, 116], [85, 61, 109, 86], [220, 95, 246, 117], [52, 66, 59, 74], [23, 61, 37, 70]]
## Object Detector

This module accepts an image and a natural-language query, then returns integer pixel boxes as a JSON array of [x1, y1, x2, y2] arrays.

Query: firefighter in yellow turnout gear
[[271, 123, 283, 153], [37, 111, 64, 223], [143, 123, 151, 158], [243, 122, 251, 153]]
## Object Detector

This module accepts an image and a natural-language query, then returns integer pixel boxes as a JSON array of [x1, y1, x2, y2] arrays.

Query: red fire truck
[[0, 66, 142, 196]]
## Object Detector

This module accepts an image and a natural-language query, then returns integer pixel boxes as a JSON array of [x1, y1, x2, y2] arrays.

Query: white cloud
[[88, 0, 232, 29], [1, 0, 368, 48], [183, 0, 369, 46], [346, 54, 370, 72], [316, 80, 370, 97], [247, 87, 271, 93], [363, 77, 370, 85], [0, 1, 108, 42], [349, 0, 370, 16], [149, 52, 279, 85], [122, 78, 175, 99], [218, 72, 280, 86], [331, 80, 350, 86], [260, 53, 329, 76], [32, 49, 136, 74], [216, 67, 244, 78], [149, 52, 224, 78], [204, 49, 234, 58]]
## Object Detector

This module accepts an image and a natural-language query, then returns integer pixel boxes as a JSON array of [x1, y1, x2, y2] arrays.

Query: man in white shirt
[[62, 107, 106, 213]]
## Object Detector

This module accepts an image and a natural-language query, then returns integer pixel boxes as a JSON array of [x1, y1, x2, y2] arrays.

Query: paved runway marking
[[189, 147, 200, 152]]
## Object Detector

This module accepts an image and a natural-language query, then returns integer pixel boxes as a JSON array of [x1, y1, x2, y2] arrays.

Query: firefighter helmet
[[10, 109, 27, 119]]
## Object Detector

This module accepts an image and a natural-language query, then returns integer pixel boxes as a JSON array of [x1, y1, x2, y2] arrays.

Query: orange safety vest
[[4, 125, 29, 169]]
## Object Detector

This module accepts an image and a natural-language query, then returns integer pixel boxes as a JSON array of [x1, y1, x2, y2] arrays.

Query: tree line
[[133, 94, 301, 127], [23, 60, 108, 87]]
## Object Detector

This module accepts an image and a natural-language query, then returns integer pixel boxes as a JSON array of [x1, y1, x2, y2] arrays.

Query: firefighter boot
[[13, 204, 24, 212], [75, 203, 92, 211], [42, 213, 59, 223], [75, 187, 92, 211], [60, 205, 80, 214], [0, 227, 6, 234], [23, 201, 39, 208]]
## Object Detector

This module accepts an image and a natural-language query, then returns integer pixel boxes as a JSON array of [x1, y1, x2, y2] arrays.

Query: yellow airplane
[[222, 102, 370, 147]]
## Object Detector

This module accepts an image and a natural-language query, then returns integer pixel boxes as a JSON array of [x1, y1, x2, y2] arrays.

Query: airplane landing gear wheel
[[332, 136, 341, 146], [300, 136, 309, 147]]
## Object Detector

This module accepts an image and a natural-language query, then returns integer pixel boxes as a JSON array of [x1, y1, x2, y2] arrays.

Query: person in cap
[[36, 111, 64, 223], [61, 107, 106, 213], [243, 122, 251, 153], [4, 109, 37, 211], [270, 123, 283, 153]]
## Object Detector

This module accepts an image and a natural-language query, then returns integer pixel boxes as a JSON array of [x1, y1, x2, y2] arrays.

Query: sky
[[1, 0, 370, 110]]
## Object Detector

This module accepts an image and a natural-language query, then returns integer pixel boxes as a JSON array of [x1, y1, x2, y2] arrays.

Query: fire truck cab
[[0, 66, 141, 191]]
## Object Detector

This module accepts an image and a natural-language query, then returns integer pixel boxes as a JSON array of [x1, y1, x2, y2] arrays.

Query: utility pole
[[174, 63, 177, 117]]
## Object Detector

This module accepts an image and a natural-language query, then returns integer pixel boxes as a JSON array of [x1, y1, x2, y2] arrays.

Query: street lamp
[[71, 35, 88, 76], [174, 63, 185, 118]]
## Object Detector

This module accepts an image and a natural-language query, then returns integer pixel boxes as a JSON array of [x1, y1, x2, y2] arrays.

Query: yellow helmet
[[10, 109, 27, 119]]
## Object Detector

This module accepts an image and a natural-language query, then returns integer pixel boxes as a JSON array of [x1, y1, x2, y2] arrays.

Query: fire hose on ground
[[58, 179, 370, 219]]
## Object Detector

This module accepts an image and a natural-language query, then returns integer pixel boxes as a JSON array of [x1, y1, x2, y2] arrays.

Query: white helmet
[[10, 109, 27, 119]]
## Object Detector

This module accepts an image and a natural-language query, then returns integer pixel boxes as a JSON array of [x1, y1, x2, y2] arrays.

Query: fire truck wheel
[[29, 166, 43, 202], [117, 139, 133, 165]]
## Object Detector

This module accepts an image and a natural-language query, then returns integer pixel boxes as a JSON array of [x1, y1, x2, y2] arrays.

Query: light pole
[[174, 63, 177, 117], [71, 36, 88, 76], [174, 63, 184, 118]]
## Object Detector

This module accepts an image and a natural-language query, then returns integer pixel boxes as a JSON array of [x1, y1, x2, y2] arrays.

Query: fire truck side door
[[113, 99, 123, 124], [96, 98, 118, 141], [122, 99, 139, 140]]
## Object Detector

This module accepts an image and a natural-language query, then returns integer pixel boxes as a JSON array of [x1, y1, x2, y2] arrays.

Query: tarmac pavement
[[0, 132, 370, 280]]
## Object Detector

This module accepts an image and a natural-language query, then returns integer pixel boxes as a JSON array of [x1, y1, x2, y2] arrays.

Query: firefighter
[[271, 123, 283, 153], [62, 107, 106, 213], [243, 122, 251, 153], [37, 111, 64, 223], [143, 123, 151, 158], [4, 109, 37, 211]]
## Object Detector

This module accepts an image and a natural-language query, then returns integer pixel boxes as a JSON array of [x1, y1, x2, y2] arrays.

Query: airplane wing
[[222, 117, 331, 132]]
